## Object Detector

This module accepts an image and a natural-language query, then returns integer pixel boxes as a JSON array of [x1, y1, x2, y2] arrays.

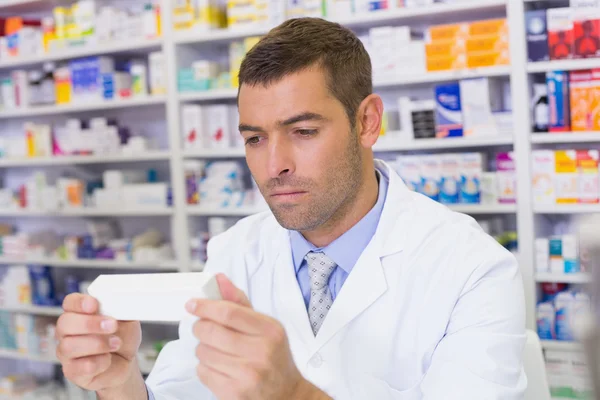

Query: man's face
[[238, 67, 363, 232]]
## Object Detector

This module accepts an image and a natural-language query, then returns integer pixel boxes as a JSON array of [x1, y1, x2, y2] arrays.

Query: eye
[[245, 136, 263, 146], [296, 129, 317, 136]]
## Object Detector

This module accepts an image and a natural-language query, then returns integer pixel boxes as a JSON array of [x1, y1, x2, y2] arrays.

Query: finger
[[196, 362, 233, 398], [196, 343, 244, 378], [62, 293, 98, 314], [56, 313, 118, 338], [61, 353, 112, 382], [186, 300, 269, 335], [216, 274, 252, 308], [57, 335, 121, 360], [193, 319, 254, 357]]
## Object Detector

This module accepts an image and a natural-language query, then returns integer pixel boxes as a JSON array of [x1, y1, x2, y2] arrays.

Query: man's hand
[[56, 294, 147, 399], [186, 274, 330, 400]]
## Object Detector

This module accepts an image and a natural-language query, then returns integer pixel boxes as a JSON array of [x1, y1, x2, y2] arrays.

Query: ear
[[355, 94, 384, 149]]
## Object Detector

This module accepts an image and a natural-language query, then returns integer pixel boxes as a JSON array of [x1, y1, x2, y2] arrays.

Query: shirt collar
[[290, 169, 388, 274]]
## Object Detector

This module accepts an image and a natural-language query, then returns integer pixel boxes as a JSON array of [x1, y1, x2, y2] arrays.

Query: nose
[[267, 135, 295, 179]]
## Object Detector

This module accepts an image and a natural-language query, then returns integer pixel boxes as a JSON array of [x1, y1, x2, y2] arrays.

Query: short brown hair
[[238, 18, 373, 126]]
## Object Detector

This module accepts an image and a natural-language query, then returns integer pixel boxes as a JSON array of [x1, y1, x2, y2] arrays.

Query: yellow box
[[428, 23, 469, 42], [173, 1, 195, 30], [555, 150, 578, 204], [466, 50, 510, 68], [466, 35, 509, 53], [426, 55, 467, 72], [425, 40, 465, 58], [469, 19, 508, 37]]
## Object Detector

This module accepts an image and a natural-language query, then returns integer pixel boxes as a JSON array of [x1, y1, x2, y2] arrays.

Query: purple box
[[526, 10, 550, 62], [496, 152, 517, 204]]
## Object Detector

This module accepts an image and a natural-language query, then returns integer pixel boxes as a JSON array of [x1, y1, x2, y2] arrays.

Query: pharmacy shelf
[[531, 132, 600, 144], [0, 151, 172, 167], [0, 37, 163, 69], [0, 305, 63, 317], [0, 96, 166, 119], [540, 340, 584, 352], [374, 135, 513, 152], [0, 208, 173, 217], [187, 206, 267, 217], [183, 148, 245, 158], [0, 257, 179, 270], [0, 349, 59, 364], [448, 204, 517, 214], [374, 66, 511, 88], [534, 204, 600, 214], [178, 89, 238, 102], [527, 58, 600, 73], [535, 273, 592, 284]]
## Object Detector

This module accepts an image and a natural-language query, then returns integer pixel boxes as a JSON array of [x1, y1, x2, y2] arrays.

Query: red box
[[574, 8, 600, 58], [548, 8, 574, 60]]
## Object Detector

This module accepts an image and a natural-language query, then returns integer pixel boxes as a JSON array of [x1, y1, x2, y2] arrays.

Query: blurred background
[[0, 0, 598, 398]]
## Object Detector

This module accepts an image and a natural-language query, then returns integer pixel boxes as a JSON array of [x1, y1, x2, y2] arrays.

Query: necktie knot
[[305, 251, 336, 290]]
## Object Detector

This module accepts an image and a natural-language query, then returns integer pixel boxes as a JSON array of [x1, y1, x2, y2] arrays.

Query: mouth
[[269, 191, 308, 201]]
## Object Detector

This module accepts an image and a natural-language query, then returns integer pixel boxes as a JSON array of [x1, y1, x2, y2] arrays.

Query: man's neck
[[301, 169, 379, 248]]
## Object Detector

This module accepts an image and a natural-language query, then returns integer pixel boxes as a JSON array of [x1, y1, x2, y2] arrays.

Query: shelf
[[0, 305, 62, 317], [535, 273, 592, 284], [0, 38, 163, 69], [528, 58, 600, 73], [373, 66, 511, 88], [187, 206, 267, 217], [174, 26, 271, 45], [179, 89, 238, 102], [0, 96, 167, 119], [534, 204, 600, 214], [448, 204, 517, 214], [0, 208, 173, 217], [374, 135, 513, 151], [183, 148, 245, 158], [0, 151, 172, 167], [531, 132, 600, 144], [0, 257, 179, 270], [541, 340, 583, 352], [0, 349, 59, 364]]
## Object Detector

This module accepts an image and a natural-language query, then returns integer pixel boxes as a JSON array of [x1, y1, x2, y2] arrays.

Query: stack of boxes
[[526, 1, 600, 63], [532, 149, 600, 205], [181, 104, 241, 151], [426, 18, 510, 72], [536, 234, 584, 275]]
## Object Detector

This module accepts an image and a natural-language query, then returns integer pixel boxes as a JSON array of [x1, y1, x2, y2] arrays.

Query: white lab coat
[[146, 160, 527, 399]]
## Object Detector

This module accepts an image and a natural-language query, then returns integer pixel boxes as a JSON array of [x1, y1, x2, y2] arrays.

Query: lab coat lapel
[[311, 160, 411, 350], [272, 231, 315, 347]]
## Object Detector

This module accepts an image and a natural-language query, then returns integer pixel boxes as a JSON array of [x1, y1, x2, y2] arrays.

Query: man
[[56, 18, 526, 399]]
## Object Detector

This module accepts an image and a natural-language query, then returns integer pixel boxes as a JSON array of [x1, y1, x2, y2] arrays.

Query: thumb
[[216, 274, 252, 308]]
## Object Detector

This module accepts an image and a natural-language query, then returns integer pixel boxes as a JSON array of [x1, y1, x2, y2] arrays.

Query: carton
[[526, 10, 549, 62], [425, 40, 465, 58], [569, 70, 593, 131], [466, 49, 510, 68], [547, 71, 571, 132], [577, 149, 599, 203], [573, 5, 600, 58], [532, 150, 556, 204], [419, 155, 441, 201], [427, 23, 469, 42], [459, 153, 485, 204], [460, 78, 503, 136], [439, 154, 460, 204], [554, 150, 578, 204], [434, 83, 463, 138], [591, 69, 600, 130], [465, 34, 509, 54], [496, 152, 517, 204], [548, 8, 574, 60], [395, 155, 421, 193], [468, 19, 508, 37], [426, 55, 467, 72]]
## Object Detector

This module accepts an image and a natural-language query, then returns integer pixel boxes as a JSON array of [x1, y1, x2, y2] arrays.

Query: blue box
[[546, 71, 571, 132], [434, 83, 463, 138], [526, 10, 549, 62]]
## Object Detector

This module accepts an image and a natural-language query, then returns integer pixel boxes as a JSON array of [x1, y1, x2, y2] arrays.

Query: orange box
[[466, 34, 509, 53], [428, 23, 469, 42], [591, 69, 600, 130], [466, 50, 510, 68], [426, 55, 467, 72], [469, 19, 508, 37], [425, 40, 466, 58], [569, 70, 593, 131]]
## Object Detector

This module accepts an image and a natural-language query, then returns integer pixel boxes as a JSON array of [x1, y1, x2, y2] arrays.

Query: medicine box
[[425, 40, 465, 58], [535, 238, 550, 273], [182, 104, 205, 150], [555, 150, 579, 204], [526, 10, 549, 62], [592, 69, 600, 130], [465, 35, 509, 54], [459, 153, 485, 204], [434, 82, 463, 138], [123, 183, 168, 208], [204, 105, 232, 149], [395, 155, 421, 193], [548, 8, 574, 60], [419, 155, 441, 201], [468, 19, 508, 37], [547, 71, 571, 132], [577, 149, 599, 203], [439, 154, 460, 204], [427, 23, 469, 42], [480, 172, 498, 204], [549, 236, 564, 273], [532, 150, 556, 204], [466, 50, 510, 68], [460, 78, 503, 136], [426, 55, 467, 72], [573, 5, 600, 58], [569, 70, 593, 131], [496, 152, 517, 204]]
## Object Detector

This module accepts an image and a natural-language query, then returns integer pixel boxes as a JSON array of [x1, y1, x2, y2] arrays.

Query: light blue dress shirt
[[290, 169, 388, 308], [147, 170, 387, 399]]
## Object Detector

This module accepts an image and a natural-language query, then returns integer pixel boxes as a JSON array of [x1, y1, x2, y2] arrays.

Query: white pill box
[[87, 273, 221, 322]]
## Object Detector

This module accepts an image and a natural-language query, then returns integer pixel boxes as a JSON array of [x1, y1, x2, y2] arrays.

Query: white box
[[459, 153, 486, 204], [481, 172, 498, 205], [531, 150, 556, 205], [440, 154, 460, 204], [182, 104, 205, 150], [192, 60, 221, 81], [87, 273, 221, 322], [122, 183, 168, 208], [562, 234, 579, 273], [460, 78, 504, 136], [205, 105, 232, 149], [149, 51, 167, 95], [419, 155, 442, 200], [395, 155, 421, 193], [535, 238, 550, 273]]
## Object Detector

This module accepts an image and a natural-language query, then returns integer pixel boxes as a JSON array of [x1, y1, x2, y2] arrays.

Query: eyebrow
[[238, 112, 327, 133]]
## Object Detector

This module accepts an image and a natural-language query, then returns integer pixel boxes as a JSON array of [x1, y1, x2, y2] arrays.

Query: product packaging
[[555, 150, 579, 203], [526, 10, 549, 62], [548, 8, 574, 60], [496, 152, 517, 204], [434, 83, 463, 138], [547, 71, 571, 132]]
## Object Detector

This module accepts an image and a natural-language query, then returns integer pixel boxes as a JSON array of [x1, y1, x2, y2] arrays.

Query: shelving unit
[[0, 257, 179, 270], [540, 340, 584, 352], [0, 151, 172, 167], [527, 59, 600, 73], [535, 273, 592, 284], [0, 208, 174, 217], [534, 204, 600, 215], [531, 132, 600, 144], [186, 206, 267, 217], [374, 135, 513, 152], [448, 204, 517, 215], [0, 305, 63, 317]]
